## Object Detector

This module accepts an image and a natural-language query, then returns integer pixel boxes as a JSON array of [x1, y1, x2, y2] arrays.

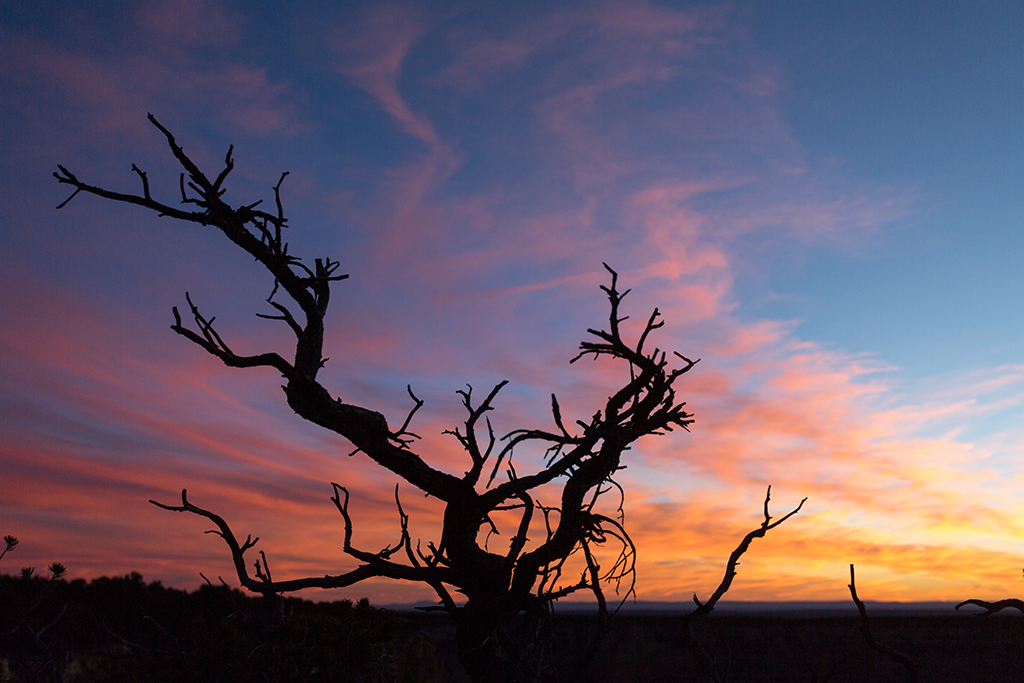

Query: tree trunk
[[455, 599, 543, 683]]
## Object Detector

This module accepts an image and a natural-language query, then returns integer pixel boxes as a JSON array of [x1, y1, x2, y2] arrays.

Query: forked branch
[[681, 487, 805, 683], [689, 486, 806, 619], [150, 488, 453, 594], [171, 294, 293, 376]]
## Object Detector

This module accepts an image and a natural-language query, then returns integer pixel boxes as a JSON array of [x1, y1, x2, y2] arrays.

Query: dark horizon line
[[385, 599, 990, 617], [1, 572, 995, 617]]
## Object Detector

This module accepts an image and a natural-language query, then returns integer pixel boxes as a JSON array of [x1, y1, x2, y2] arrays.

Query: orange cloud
[[4, 1, 1019, 613]]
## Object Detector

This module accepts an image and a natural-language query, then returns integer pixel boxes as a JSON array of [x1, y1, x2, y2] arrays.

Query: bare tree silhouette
[[55, 115, 801, 682]]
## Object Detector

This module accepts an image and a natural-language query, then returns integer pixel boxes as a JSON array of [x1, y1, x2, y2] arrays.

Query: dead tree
[[55, 115, 704, 682]]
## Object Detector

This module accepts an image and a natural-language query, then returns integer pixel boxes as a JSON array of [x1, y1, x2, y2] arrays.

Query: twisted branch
[[150, 488, 453, 594], [956, 570, 1024, 616]]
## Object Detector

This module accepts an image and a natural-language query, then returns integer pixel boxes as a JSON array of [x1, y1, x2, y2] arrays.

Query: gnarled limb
[[150, 488, 455, 595], [57, 116, 460, 502], [955, 597, 1024, 616], [956, 568, 1024, 616], [172, 293, 292, 375], [445, 381, 507, 486]]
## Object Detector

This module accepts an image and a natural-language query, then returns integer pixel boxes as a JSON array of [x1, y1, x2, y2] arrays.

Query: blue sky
[[748, 1, 1023, 376], [1, 0, 1022, 604]]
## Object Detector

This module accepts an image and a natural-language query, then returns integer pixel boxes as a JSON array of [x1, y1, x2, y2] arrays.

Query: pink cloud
[[3, 34, 151, 137], [332, 3, 436, 145], [3, 15, 304, 147], [135, 0, 244, 47]]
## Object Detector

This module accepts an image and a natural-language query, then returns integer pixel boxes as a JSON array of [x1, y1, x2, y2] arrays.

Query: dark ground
[[402, 611, 1024, 682], [560, 613, 1024, 682], [1, 574, 1021, 682]]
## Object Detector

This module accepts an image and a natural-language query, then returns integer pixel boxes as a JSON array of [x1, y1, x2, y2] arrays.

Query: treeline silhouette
[[4, 568, 1024, 683], [0, 571, 445, 682]]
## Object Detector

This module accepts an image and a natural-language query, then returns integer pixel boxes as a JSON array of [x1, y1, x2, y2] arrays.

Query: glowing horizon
[[1, 1, 1022, 606]]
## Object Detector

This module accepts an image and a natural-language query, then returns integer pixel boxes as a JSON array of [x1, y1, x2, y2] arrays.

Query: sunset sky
[[1, 1, 1022, 607]]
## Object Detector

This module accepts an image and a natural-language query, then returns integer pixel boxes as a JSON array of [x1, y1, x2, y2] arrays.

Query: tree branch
[[679, 488, 805, 682], [955, 598, 1024, 616], [150, 489, 453, 594], [956, 568, 1024, 616], [689, 486, 806, 618], [849, 564, 919, 682]]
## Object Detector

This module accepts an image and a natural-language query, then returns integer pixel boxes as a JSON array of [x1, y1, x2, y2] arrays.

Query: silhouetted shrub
[[0, 573, 410, 682]]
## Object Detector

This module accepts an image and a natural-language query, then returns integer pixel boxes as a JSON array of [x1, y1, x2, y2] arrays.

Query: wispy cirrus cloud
[[135, 0, 245, 47], [0, 1, 305, 146], [2, 0, 1019, 608], [332, 3, 434, 145]]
